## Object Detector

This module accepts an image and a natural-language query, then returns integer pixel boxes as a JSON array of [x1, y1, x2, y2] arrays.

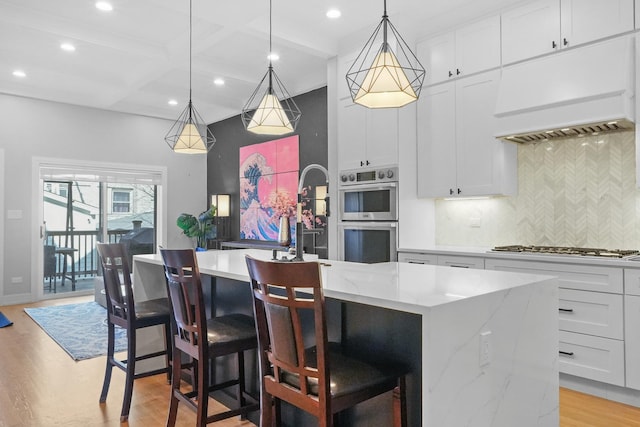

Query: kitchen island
[[132, 249, 558, 426]]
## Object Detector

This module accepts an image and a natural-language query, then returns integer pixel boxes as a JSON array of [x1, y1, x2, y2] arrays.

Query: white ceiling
[[0, 0, 526, 124]]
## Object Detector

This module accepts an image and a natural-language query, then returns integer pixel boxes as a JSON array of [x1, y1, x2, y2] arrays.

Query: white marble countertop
[[398, 245, 640, 268], [134, 249, 555, 315]]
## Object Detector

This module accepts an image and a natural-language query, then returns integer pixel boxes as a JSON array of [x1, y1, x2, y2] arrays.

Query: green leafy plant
[[176, 205, 217, 248]]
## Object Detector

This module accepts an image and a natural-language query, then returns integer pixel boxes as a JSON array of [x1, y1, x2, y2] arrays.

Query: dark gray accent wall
[[206, 87, 328, 242]]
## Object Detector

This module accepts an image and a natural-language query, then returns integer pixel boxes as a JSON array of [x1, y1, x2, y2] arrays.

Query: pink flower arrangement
[[267, 189, 296, 222]]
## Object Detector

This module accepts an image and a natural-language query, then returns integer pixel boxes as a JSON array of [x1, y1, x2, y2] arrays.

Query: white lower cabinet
[[559, 288, 623, 340], [559, 330, 625, 387], [625, 294, 640, 389], [485, 258, 624, 386], [397, 252, 437, 265], [397, 252, 483, 268], [436, 255, 485, 269]]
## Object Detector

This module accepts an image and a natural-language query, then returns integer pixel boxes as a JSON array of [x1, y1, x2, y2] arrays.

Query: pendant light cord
[[382, 0, 388, 51], [269, 0, 273, 67], [189, 0, 193, 102], [268, 0, 273, 92]]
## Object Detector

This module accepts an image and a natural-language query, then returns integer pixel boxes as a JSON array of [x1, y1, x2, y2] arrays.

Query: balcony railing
[[45, 229, 133, 279]]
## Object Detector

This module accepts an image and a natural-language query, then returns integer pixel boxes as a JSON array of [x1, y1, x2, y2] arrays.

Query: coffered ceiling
[[0, 0, 525, 124]]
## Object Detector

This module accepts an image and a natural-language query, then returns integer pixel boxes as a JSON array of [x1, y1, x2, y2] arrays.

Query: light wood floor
[[2, 296, 640, 426]]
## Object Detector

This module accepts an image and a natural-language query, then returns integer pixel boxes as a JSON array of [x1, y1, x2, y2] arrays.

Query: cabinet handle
[[563, 38, 568, 46], [559, 351, 574, 357], [456, 68, 461, 75], [408, 261, 426, 264], [457, 188, 461, 194], [360, 161, 364, 167], [449, 264, 469, 268], [366, 160, 370, 166], [449, 188, 454, 195], [448, 70, 453, 77], [559, 308, 574, 313], [552, 40, 557, 49]]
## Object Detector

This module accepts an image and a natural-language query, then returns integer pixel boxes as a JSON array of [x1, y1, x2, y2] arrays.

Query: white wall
[[0, 94, 207, 305]]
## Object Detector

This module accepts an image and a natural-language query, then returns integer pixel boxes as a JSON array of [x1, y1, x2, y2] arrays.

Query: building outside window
[[111, 189, 132, 213]]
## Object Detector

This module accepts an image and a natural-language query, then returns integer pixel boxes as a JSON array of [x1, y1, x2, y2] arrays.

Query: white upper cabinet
[[502, 0, 560, 64], [417, 70, 517, 198], [560, 0, 634, 48], [338, 99, 399, 170], [417, 82, 457, 197], [418, 15, 501, 86], [502, 0, 634, 65]]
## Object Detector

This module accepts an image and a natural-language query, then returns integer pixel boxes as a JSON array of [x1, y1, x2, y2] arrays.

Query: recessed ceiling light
[[213, 78, 225, 86], [326, 9, 341, 19], [168, 99, 178, 106], [267, 52, 279, 61], [60, 43, 76, 52], [12, 70, 26, 78], [95, 2, 113, 12]]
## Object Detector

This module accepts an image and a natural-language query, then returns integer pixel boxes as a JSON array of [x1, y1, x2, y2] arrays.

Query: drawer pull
[[559, 350, 575, 357], [449, 264, 469, 268], [559, 308, 574, 313], [408, 261, 425, 265]]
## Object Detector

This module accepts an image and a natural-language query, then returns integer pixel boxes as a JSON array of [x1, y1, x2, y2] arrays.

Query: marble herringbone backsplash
[[435, 131, 640, 249]]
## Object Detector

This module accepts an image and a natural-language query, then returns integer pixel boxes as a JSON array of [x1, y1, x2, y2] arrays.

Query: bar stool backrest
[[160, 248, 207, 361], [244, 256, 331, 417], [96, 243, 135, 323]]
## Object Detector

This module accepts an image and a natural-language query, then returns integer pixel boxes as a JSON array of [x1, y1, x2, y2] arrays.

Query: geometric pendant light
[[346, 0, 425, 109], [164, 0, 215, 153], [241, 0, 301, 135]]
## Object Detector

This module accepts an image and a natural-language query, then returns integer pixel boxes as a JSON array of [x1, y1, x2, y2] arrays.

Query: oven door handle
[[338, 221, 398, 229], [339, 182, 397, 191]]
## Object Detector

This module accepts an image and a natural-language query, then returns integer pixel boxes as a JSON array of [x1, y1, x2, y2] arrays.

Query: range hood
[[495, 36, 635, 144]]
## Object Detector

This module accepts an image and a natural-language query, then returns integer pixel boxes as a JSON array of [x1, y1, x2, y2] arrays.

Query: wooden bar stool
[[245, 255, 408, 427], [160, 248, 259, 426], [96, 243, 173, 422]]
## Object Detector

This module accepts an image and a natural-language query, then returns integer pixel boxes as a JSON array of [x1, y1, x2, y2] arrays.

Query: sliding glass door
[[39, 162, 161, 300]]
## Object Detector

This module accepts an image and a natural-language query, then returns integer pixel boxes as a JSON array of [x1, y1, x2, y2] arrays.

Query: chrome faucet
[[293, 164, 329, 261]]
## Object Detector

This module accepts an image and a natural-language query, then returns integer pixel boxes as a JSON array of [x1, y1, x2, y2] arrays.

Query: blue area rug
[[24, 301, 127, 361]]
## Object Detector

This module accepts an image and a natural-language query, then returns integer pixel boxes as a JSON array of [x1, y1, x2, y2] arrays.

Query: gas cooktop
[[492, 245, 640, 258]]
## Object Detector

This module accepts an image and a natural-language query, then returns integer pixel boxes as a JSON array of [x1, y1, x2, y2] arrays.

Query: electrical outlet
[[480, 331, 492, 367], [11, 276, 23, 284]]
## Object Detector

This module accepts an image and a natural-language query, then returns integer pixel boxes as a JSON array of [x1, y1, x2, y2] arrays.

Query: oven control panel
[[339, 166, 398, 186]]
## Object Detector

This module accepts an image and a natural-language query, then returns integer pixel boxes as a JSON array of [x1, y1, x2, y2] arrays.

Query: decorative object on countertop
[[277, 215, 291, 246], [346, 0, 425, 109], [241, 0, 301, 135], [164, 0, 215, 153], [176, 204, 217, 249]]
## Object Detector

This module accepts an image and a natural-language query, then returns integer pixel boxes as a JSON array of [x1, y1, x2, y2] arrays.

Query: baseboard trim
[[561, 373, 640, 407]]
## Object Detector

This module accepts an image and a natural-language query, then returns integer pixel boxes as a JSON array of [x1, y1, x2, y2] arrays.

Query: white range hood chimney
[[494, 35, 635, 144]]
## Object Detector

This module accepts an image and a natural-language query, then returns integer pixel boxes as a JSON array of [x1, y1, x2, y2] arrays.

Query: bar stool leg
[[99, 321, 115, 403], [120, 327, 136, 422]]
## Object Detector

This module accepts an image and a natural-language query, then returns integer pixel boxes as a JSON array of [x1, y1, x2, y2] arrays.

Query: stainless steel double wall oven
[[338, 166, 398, 263]]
